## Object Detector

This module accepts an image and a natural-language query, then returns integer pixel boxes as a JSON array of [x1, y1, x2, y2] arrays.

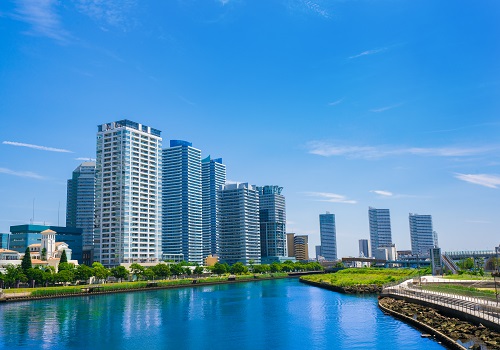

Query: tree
[[56, 270, 74, 284], [111, 266, 129, 283], [143, 268, 155, 280], [26, 267, 44, 288], [21, 247, 32, 272], [75, 264, 93, 282], [230, 262, 247, 275], [129, 263, 145, 280], [152, 263, 171, 279], [270, 262, 282, 273], [184, 267, 192, 276], [92, 262, 110, 282], [5, 265, 27, 288], [60, 249, 68, 264], [212, 262, 227, 276], [193, 266, 204, 277], [41, 247, 47, 261], [58, 262, 75, 272], [170, 264, 184, 277]]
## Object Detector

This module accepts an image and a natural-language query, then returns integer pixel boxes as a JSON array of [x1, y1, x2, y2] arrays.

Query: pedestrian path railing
[[383, 282, 500, 325]]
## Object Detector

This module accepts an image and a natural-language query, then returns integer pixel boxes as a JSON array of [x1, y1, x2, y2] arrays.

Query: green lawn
[[301, 268, 421, 287], [421, 283, 498, 300]]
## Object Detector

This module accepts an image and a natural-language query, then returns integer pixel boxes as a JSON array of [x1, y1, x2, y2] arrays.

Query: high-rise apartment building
[[293, 235, 309, 261], [359, 239, 369, 257], [258, 185, 286, 259], [162, 140, 202, 264], [219, 183, 260, 265], [94, 120, 162, 267], [409, 213, 437, 256], [202, 156, 226, 259], [286, 233, 295, 257], [66, 161, 96, 252], [368, 207, 392, 257], [319, 212, 337, 261]]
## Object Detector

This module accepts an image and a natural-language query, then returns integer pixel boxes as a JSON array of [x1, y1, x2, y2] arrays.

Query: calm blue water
[[0, 279, 444, 350]]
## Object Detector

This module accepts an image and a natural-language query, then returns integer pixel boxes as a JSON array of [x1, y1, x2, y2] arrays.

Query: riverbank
[[299, 268, 422, 294], [379, 297, 500, 349], [0, 273, 290, 303]]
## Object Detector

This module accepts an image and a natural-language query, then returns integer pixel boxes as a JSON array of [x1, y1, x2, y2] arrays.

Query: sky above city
[[0, 0, 499, 258]]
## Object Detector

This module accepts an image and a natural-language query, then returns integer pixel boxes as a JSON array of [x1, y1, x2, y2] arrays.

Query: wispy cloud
[[218, 0, 231, 5], [0, 167, 44, 180], [349, 48, 386, 59], [304, 191, 357, 204], [370, 190, 393, 197], [301, 1, 330, 18], [11, 0, 70, 43], [328, 98, 344, 106], [370, 102, 404, 113], [75, 0, 137, 30], [306, 141, 494, 159], [75, 157, 96, 161], [464, 219, 492, 224], [3, 141, 72, 153], [454, 173, 500, 189]]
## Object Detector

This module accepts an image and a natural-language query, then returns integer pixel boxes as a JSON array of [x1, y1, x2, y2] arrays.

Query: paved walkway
[[383, 276, 500, 325]]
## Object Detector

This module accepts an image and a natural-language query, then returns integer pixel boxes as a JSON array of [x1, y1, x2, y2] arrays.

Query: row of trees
[[0, 257, 323, 289]]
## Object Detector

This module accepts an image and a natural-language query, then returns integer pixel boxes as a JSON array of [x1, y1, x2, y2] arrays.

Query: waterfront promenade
[[382, 276, 500, 329]]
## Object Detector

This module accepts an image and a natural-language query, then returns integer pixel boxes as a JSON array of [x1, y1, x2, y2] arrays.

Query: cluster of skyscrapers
[[66, 119, 288, 267]]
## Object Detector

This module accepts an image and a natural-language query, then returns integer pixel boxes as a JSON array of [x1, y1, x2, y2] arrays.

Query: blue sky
[[1, 0, 499, 257]]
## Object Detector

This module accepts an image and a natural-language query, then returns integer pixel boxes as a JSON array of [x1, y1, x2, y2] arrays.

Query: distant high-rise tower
[[202, 156, 226, 259], [319, 212, 337, 261], [258, 185, 286, 258], [359, 239, 369, 258], [162, 140, 202, 264], [66, 161, 95, 252], [368, 207, 392, 257], [409, 213, 437, 256], [219, 183, 260, 265], [94, 120, 162, 267], [293, 235, 309, 261]]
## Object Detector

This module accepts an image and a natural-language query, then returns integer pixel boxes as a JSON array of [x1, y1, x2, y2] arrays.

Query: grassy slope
[[301, 268, 420, 287]]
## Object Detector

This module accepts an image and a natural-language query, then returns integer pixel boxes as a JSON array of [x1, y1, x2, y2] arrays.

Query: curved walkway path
[[382, 276, 500, 327]]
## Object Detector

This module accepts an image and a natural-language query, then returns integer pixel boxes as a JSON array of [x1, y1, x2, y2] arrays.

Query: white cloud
[[454, 173, 500, 189], [304, 191, 357, 204], [0, 167, 44, 180], [306, 141, 493, 159], [370, 190, 393, 197], [349, 48, 386, 59], [75, 0, 137, 29], [328, 98, 344, 106], [75, 157, 96, 161], [11, 0, 70, 42], [370, 102, 404, 113], [3, 141, 72, 153], [218, 0, 231, 5], [301, 0, 330, 18]]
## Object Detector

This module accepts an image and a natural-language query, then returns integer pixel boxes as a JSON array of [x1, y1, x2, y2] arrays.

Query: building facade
[[293, 235, 309, 261], [8, 225, 83, 262], [409, 213, 437, 256], [286, 233, 295, 257], [319, 212, 337, 261], [258, 185, 286, 259], [368, 207, 392, 257], [66, 161, 96, 253], [202, 156, 226, 259], [0, 233, 10, 249], [219, 183, 260, 265], [162, 140, 203, 264], [359, 239, 369, 257], [94, 120, 162, 267]]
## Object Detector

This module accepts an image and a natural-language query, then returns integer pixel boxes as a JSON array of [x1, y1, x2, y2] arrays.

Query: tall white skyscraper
[[368, 207, 392, 257], [162, 140, 202, 264], [319, 212, 337, 261], [94, 120, 162, 267], [219, 183, 260, 265], [258, 185, 286, 259], [66, 161, 95, 252], [202, 156, 226, 259], [409, 213, 437, 256]]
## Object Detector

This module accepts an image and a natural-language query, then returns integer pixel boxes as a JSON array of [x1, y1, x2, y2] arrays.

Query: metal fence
[[383, 283, 500, 325]]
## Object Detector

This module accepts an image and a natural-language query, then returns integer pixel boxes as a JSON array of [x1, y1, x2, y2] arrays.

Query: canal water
[[0, 278, 445, 349]]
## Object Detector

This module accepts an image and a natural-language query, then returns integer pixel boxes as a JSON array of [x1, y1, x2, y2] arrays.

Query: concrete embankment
[[299, 278, 382, 294], [0, 275, 291, 303], [379, 297, 500, 350]]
